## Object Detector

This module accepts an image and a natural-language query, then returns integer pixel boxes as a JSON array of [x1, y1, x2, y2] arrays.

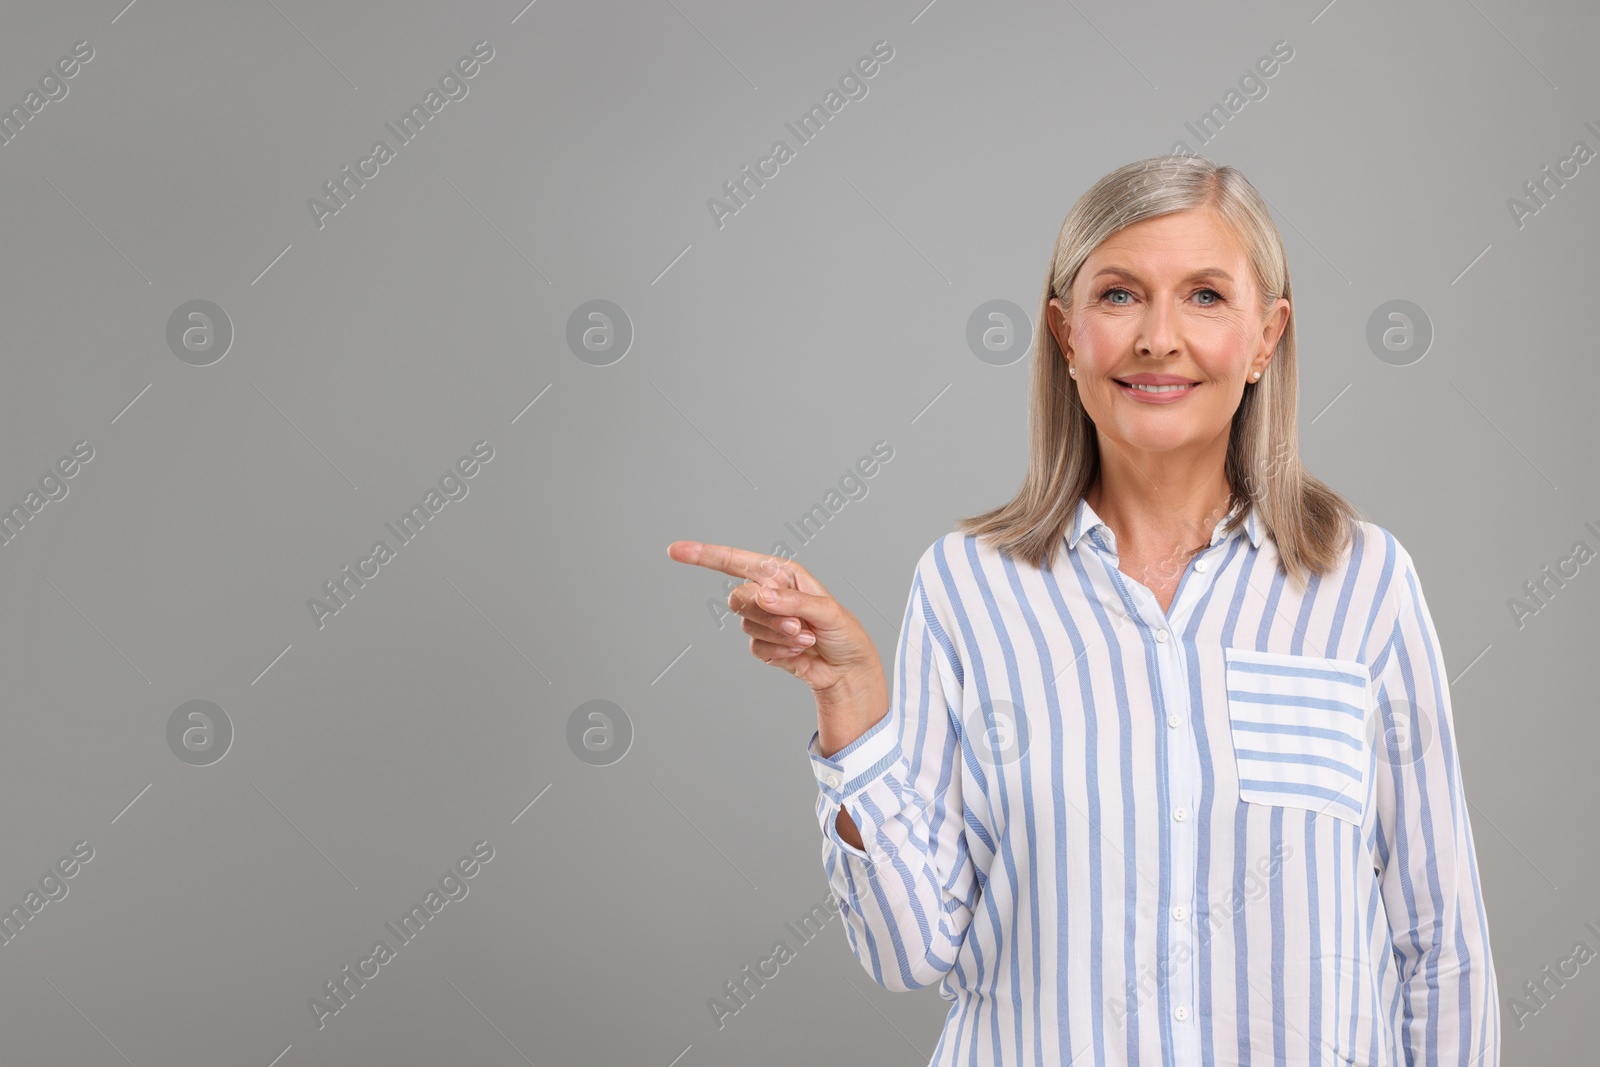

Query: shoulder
[[1344, 519, 1430, 671], [909, 531, 967, 598], [911, 529, 1012, 585], [905, 529, 994, 616], [1347, 518, 1420, 600]]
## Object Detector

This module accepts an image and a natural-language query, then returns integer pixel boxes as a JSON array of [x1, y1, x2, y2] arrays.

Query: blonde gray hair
[[957, 154, 1362, 586]]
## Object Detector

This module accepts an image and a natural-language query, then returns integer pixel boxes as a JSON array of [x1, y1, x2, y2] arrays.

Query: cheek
[[1185, 325, 1258, 380], [1204, 317, 1261, 358], [1071, 317, 1129, 364]]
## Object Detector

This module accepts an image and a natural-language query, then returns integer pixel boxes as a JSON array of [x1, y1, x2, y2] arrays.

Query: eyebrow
[[1090, 266, 1235, 283]]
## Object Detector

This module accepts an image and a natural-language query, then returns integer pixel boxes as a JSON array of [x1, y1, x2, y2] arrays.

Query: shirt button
[[1172, 905, 1188, 922], [1167, 714, 1181, 729], [1155, 629, 1169, 643], [1174, 1005, 1190, 1022], [822, 771, 842, 789], [1194, 558, 1209, 573], [1172, 806, 1188, 822]]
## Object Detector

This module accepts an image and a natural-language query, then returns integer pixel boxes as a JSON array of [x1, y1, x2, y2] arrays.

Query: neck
[[1086, 440, 1235, 557]]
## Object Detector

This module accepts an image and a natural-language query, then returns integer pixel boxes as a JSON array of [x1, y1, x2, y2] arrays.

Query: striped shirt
[[806, 495, 1498, 1066]]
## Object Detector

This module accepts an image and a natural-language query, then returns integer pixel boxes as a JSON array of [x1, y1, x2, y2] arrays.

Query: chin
[[1114, 425, 1205, 453]]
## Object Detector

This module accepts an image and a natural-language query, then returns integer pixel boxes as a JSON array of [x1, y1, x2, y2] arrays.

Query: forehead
[[1082, 209, 1250, 277]]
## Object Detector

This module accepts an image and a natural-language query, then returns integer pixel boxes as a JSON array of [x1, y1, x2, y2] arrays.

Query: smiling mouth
[[1113, 379, 1199, 395]]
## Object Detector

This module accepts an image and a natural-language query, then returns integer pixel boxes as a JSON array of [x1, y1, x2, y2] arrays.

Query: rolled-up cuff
[[807, 717, 903, 864]]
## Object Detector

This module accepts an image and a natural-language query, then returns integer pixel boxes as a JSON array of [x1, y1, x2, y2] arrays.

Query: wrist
[[813, 668, 886, 716], [814, 675, 888, 758]]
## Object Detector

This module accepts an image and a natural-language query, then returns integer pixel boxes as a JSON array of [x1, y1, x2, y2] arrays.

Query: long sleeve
[[1370, 546, 1500, 1065], [804, 559, 977, 992]]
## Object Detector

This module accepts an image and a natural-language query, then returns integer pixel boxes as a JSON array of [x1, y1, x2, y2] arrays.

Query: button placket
[[1098, 532, 1203, 1053], [1162, 563, 1208, 1060]]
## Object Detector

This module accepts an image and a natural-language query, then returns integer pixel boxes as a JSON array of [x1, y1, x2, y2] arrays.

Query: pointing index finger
[[666, 541, 796, 587]]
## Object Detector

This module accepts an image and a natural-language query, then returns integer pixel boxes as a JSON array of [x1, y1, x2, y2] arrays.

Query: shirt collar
[[1065, 495, 1263, 552]]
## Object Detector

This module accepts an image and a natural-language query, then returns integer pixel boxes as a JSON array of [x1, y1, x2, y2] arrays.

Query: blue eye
[[1098, 286, 1225, 306]]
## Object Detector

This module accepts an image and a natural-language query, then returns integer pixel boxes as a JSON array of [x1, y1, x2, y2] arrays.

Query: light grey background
[[0, 0, 1593, 1064]]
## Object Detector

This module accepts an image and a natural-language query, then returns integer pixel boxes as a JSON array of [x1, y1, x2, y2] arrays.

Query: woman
[[668, 155, 1498, 1066]]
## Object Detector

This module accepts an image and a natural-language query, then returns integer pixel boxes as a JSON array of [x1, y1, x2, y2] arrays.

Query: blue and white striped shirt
[[806, 496, 1498, 1066]]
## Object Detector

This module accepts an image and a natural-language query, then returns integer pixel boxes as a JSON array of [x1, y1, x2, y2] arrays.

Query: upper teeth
[[1126, 382, 1191, 393]]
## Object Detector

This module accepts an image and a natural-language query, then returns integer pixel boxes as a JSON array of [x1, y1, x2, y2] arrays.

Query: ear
[[1047, 296, 1072, 360], [1258, 297, 1289, 360]]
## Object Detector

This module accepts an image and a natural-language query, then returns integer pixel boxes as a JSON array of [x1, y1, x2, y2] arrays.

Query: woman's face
[[1047, 207, 1289, 464]]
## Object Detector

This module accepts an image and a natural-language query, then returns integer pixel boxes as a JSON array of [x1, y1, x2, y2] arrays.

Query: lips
[[1113, 374, 1199, 386], [1112, 377, 1199, 402]]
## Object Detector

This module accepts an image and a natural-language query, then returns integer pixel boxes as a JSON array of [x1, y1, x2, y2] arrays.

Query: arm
[[806, 562, 977, 992], [1371, 546, 1500, 1065]]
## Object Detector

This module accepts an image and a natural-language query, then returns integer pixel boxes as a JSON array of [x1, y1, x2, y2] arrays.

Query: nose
[[1137, 297, 1180, 358]]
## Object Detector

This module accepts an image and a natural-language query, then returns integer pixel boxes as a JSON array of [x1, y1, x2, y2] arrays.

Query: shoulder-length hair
[[957, 154, 1363, 587]]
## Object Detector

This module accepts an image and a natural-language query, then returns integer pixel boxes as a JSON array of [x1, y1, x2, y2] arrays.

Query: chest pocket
[[1223, 647, 1371, 826]]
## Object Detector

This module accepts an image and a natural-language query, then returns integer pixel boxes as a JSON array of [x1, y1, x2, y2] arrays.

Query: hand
[[669, 539, 887, 847], [666, 540, 883, 699]]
